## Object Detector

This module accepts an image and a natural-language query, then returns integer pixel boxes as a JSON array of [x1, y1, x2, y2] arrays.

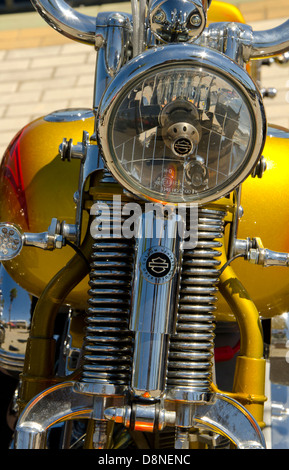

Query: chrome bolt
[[190, 14, 202, 27], [153, 9, 166, 24]]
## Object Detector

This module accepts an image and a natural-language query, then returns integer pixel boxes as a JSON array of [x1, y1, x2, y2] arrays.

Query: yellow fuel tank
[[0, 109, 95, 309]]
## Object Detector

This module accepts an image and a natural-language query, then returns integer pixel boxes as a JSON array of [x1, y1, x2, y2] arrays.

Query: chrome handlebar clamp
[[199, 19, 289, 65]]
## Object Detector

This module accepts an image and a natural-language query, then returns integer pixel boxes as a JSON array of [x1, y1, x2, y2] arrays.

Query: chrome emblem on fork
[[140, 246, 176, 283]]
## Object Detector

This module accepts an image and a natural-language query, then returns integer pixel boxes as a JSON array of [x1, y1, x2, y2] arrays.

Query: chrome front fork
[[14, 208, 266, 449]]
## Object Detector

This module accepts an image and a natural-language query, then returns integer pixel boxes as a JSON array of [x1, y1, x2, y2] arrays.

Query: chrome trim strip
[[44, 108, 94, 123], [267, 125, 289, 140]]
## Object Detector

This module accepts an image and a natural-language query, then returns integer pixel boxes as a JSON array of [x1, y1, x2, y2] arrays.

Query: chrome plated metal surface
[[104, 402, 176, 432], [14, 382, 95, 449], [97, 43, 266, 205], [0, 218, 77, 261], [29, 3, 132, 107], [92, 13, 132, 109], [268, 125, 289, 140], [192, 393, 266, 449], [30, 0, 289, 62], [59, 131, 105, 245], [30, 0, 131, 49], [14, 381, 266, 448], [10, 0, 285, 451], [130, 209, 183, 398], [269, 313, 289, 448], [148, 0, 207, 43], [44, 108, 94, 123], [270, 312, 289, 387], [233, 237, 289, 267], [199, 20, 289, 64], [0, 265, 32, 374], [30, 0, 98, 45], [251, 20, 289, 59], [199, 22, 254, 64], [0, 224, 23, 261], [132, 0, 146, 56]]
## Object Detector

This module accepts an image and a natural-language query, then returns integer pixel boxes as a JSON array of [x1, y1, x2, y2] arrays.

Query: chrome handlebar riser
[[199, 20, 289, 64], [198, 22, 254, 64], [31, 1, 133, 49]]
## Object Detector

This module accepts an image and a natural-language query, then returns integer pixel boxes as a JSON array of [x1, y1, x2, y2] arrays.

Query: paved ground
[[0, 1, 288, 156]]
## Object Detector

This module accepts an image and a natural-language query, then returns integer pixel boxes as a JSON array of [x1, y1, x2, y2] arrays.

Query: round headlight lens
[[98, 45, 266, 204]]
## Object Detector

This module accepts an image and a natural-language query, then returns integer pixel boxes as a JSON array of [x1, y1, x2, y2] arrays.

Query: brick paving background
[[0, 1, 288, 156], [0, 42, 96, 155]]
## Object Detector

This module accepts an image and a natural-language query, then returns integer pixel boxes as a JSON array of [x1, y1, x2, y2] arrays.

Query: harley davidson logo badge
[[140, 246, 177, 284]]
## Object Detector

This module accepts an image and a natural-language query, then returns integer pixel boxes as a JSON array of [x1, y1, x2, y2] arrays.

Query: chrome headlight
[[98, 44, 266, 204]]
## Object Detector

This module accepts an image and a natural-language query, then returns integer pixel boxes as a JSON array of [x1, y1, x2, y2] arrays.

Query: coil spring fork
[[167, 208, 226, 401], [81, 200, 134, 387]]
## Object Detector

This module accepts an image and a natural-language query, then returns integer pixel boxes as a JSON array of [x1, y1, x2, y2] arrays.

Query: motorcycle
[[0, 0, 289, 450]]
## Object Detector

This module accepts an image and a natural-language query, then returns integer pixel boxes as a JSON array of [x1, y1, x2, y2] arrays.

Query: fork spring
[[81, 200, 134, 386], [167, 208, 226, 395]]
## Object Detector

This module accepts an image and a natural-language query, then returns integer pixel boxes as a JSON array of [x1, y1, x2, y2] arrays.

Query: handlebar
[[30, 0, 97, 45], [251, 20, 289, 58], [31, 0, 289, 59]]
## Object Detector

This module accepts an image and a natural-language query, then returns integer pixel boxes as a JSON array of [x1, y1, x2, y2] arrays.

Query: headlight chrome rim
[[97, 43, 266, 204]]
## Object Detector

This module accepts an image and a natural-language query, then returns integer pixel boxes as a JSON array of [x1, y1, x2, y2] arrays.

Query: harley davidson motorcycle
[[1, 0, 289, 450]]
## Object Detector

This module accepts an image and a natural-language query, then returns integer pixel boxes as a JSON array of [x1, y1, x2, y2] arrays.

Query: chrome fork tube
[[130, 209, 183, 399]]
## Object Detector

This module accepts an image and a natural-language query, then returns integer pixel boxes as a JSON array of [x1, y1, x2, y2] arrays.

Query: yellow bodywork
[[208, 0, 245, 23], [218, 129, 289, 321], [0, 114, 94, 309]]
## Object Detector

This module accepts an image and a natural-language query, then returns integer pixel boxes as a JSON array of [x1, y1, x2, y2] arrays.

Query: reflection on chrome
[[98, 44, 266, 205], [113, 68, 252, 198], [0, 265, 32, 375]]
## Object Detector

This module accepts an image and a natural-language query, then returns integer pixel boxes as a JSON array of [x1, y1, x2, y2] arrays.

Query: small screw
[[189, 14, 202, 27], [59, 138, 73, 162], [251, 156, 267, 178], [153, 9, 166, 24]]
